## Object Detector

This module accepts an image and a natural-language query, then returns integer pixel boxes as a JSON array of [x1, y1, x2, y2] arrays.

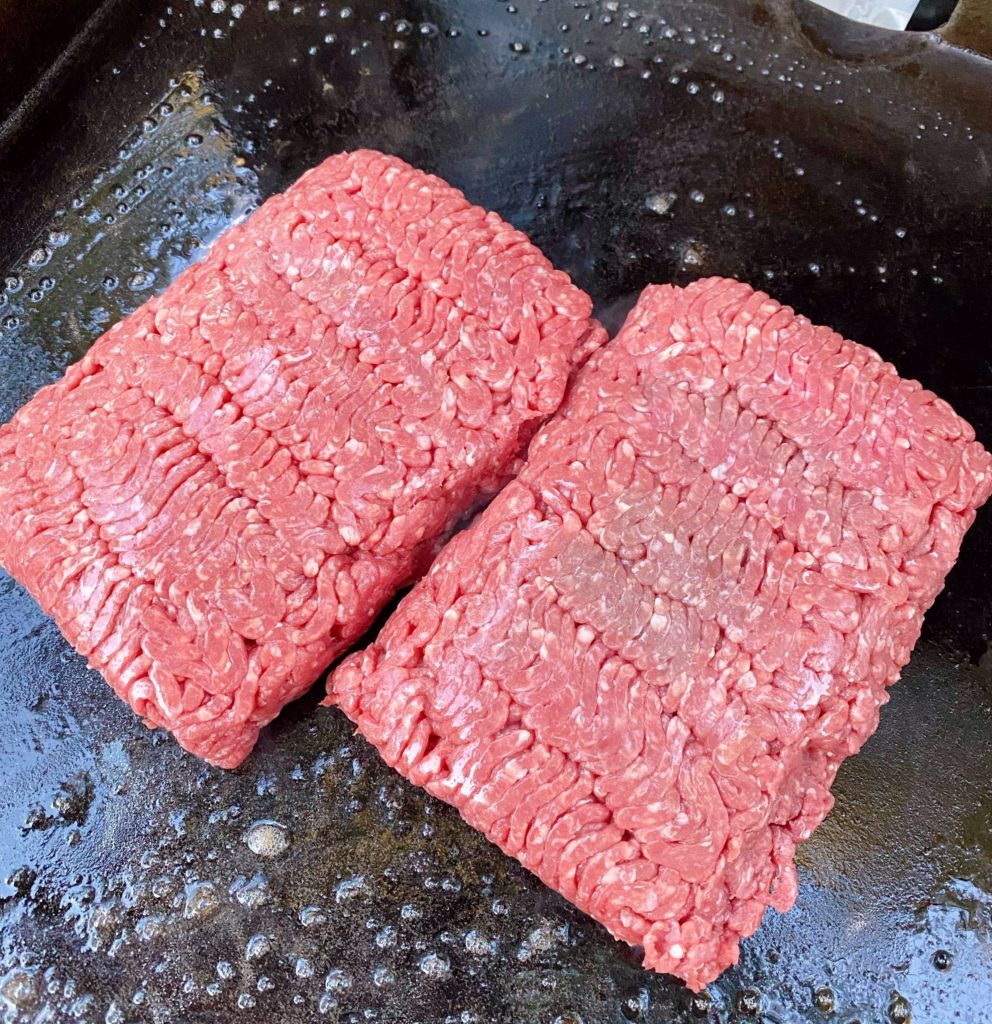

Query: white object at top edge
[[808, 0, 917, 30]]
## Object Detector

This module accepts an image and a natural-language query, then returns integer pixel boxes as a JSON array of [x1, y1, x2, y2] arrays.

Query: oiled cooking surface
[[1, 0, 991, 1020]]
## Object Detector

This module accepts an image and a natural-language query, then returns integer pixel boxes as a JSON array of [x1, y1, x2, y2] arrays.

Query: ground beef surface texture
[[0, 149, 604, 768], [329, 276, 992, 989]]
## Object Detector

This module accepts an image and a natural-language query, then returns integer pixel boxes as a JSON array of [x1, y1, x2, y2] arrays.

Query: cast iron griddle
[[0, 1, 990, 1021]]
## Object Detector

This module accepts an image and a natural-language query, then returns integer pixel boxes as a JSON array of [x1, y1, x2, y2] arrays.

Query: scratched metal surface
[[0, 1, 990, 1021]]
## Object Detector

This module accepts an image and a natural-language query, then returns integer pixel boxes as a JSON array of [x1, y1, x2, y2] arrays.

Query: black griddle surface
[[1, 2, 990, 1021]]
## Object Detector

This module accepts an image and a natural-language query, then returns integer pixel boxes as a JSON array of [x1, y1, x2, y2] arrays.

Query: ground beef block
[[0, 150, 605, 769], [328, 276, 992, 990]]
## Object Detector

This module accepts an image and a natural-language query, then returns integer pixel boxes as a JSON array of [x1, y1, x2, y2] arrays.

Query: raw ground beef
[[0, 150, 605, 768], [329, 276, 992, 989]]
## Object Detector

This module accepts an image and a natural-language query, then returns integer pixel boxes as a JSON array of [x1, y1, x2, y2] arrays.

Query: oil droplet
[[621, 989, 650, 1020], [300, 905, 328, 927], [572, 53, 587, 65], [0, 969, 40, 1010], [689, 189, 705, 203], [135, 914, 164, 941], [186, 133, 203, 148], [245, 933, 272, 960], [888, 995, 911, 1023], [736, 988, 761, 1017], [646, 192, 676, 215], [682, 242, 707, 267], [712, 89, 725, 103], [689, 991, 712, 1018], [324, 968, 353, 993], [334, 874, 366, 901], [610, 55, 626, 68], [231, 872, 270, 908], [243, 819, 291, 857], [372, 965, 395, 986], [418, 951, 451, 980], [814, 987, 835, 1012], [895, 227, 907, 238], [184, 881, 219, 920], [463, 929, 495, 955], [933, 949, 953, 971]]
